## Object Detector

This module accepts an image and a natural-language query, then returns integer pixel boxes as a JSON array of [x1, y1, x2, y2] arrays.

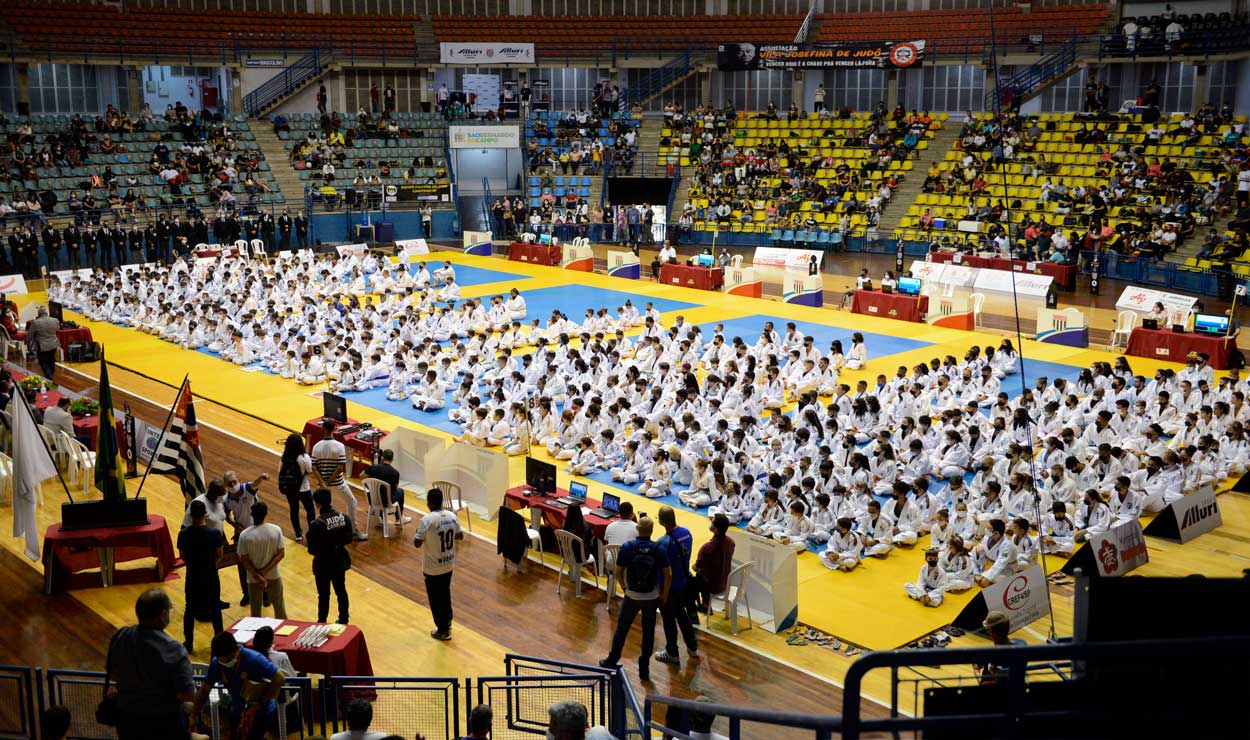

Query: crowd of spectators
[[914, 98, 1248, 265], [526, 109, 639, 176], [675, 101, 934, 235]]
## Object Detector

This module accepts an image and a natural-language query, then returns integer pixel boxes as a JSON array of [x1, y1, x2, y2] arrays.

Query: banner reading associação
[[717, 41, 926, 71]]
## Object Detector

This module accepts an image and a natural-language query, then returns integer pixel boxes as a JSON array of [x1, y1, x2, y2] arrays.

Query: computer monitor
[[568, 480, 588, 503], [897, 276, 922, 296], [1194, 313, 1230, 336], [48, 301, 64, 322], [322, 392, 348, 424], [525, 457, 557, 494], [695, 253, 715, 268]]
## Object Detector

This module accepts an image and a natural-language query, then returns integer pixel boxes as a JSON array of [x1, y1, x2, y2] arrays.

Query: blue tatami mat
[[702, 314, 931, 358], [407, 263, 528, 288], [519, 285, 700, 321]]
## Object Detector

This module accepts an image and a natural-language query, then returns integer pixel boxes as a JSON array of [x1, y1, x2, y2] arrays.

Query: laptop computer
[[551, 481, 589, 508], [590, 492, 621, 519], [1142, 318, 1159, 330]]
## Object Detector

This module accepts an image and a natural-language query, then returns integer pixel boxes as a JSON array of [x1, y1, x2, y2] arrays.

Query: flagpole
[[16, 389, 76, 504], [133, 373, 189, 501]]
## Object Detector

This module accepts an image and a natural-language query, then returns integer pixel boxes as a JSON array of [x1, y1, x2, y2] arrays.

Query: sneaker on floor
[[430, 629, 451, 641], [239, 597, 250, 607], [354, 532, 369, 541], [687, 645, 699, 658], [654, 649, 680, 664], [294, 533, 303, 542], [398, 515, 413, 525]]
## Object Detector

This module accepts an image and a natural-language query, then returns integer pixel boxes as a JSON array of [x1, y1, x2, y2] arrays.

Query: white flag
[[11, 395, 59, 561]]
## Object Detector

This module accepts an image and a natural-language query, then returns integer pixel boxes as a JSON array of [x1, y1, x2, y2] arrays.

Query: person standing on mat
[[655, 506, 699, 665], [600, 516, 670, 682], [176, 499, 226, 655], [414, 488, 463, 641], [307, 488, 354, 624]]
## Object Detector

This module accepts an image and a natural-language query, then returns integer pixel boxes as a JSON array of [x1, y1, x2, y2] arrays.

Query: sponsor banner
[[463, 73, 501, 112], [335, 243, 369, 258], [1172, 487, 1222, 543], [981, 564, 1049, 632], [449, 124, 520, 149], [0, 274, 28, 294], [753, 246, 824, 269], [135, 417, 165, 465], [394, 238, 430, 256], [50, 268, 95, 282], [908, 260, 978, 288], [1089, 519, 1149, 577], [718, 41, 925, 71], [440, 42, 535, 65], [392, 183, 451, 202], [972, 267, 1053, 297], [244, 58, 285, 68], [1115, 285, 1198, 315]]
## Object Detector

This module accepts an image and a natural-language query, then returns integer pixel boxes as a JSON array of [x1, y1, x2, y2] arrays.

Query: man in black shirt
[[105, 589, 198, 740], [363, 449, 412, 528], [306, 487, 353, 624]]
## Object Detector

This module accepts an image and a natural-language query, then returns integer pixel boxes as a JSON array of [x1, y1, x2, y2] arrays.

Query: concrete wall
[[142, 65, 229, 113], [238, 67, 344, 117]]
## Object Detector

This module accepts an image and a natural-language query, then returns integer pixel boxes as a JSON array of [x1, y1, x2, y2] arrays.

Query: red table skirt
[[1126, 327, 1236, 369], [505, 486, 612, 541], [302, 417, 386, 477], [230, 618, 374, 677], [851, 290, 929, 323], [43, 514, 177, 590], [660, 264, 724, 290], [20, 383, 128, 456], [22, 324, 93, 354], [926, 251, 1076, 290], [508, 242, 561, 266]]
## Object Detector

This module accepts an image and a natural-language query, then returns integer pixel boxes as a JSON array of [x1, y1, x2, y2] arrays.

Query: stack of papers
[[234, 617, 286, 632]]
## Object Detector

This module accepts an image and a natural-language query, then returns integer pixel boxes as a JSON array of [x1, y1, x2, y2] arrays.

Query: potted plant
[[17, 376, 56, 393], [69, 397, 100, 417]]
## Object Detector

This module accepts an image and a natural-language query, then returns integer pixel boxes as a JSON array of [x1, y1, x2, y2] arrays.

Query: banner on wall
[[1115, 285, 1199, 315], [717, 41, 926, 70], [449, 125, 521, 149], [462, 73, 502, 112], [392, 183, 451, 202], [752, 247, 824, 269], [440, 42, 535, 65]]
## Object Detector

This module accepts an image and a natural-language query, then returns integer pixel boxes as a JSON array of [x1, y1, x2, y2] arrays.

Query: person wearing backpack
[[600, 516, 670, 682], [278, 433, 315, 542]]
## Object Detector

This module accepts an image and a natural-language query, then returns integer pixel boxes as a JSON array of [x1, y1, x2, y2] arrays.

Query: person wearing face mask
[[105, 589, 204, 740], [193, 632, 286, 740], [224, 469, 270, 608]]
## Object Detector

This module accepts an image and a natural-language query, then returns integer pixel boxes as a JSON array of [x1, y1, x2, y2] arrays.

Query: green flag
[[94, 350, 127, 503]]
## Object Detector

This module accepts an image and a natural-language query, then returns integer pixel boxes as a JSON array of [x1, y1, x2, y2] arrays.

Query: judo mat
[[74, 250, 1190, 651]]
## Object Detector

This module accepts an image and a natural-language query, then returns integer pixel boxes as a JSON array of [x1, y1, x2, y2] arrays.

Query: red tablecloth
[[29, 388, 128, 456], [926, 251, 1076, 291], [302, 417, 387, 477], [42, 514, 177, 592], [504, 485, 614, 541], [229, 618, 374, 677], [851, 289, 929, 323], [660, 264, 724, 291], [508, 241, 561, 266], [1126, 327, 1236, 369]]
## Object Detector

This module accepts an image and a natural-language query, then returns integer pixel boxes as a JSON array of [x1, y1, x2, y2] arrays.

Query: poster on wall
[[462, 73, 502, 113], [449, 125, 521, 149], [392, 183, 451, 202], [440, 42, 535, 65], [717, 41, 926, 70]]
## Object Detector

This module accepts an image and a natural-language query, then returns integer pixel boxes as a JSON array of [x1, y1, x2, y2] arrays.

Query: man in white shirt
[[414, 488, 464, 641], [603, 501, 639, 571], [311, 419, 365, 540], [237, 501, 287, 618]]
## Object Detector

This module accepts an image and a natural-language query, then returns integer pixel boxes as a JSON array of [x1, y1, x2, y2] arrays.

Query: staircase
[[244, 49, 336, 118], [252, 126, 304, 206], [985, 40, 1079, 111], [877, 125, 964, 234], [624, 53, 697, 110], [412, 18, 439, 64]]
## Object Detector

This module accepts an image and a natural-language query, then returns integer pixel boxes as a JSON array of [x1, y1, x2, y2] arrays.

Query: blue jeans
[[604, 596, 658, 676]]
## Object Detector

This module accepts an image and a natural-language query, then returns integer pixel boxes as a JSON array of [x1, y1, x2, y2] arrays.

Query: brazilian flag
[[94, 349, 127, 503]]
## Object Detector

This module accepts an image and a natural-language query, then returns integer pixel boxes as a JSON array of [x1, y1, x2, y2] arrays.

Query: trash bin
[[375, 221, 395, 243]]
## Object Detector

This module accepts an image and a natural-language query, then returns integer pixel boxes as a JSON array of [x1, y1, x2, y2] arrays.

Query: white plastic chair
[[0, 451, 12, 504], [0, 326, 23, 363], [430, 479, 471, 532], [600, 542, 622, 613], [233, 239, 249, 258], [555, 529, 598, 597], [707, 561, 754, 636], [250, 238, 267, 258], [38, 425, 68, 472], [969, 292, 986, 327], [59, 431, 96, 495], [1109, 310, 1138, 351], [194, 242, 209, 254], [361, 478, 398, 538]]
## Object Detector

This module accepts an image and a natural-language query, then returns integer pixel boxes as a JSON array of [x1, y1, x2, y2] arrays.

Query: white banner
[[972, 267, 1053, 297], [752, 247, 824, 269], [1170, 487, 1222, 544], [336, 243, 369, 258], [449, 125, 520, 149], [440, 42, 535, 65], [49, 268, 95, 282], [1115, 285, 1199, 315], [394, 238, 430, 256], [980, 564, 1049, 632], [908, 260, 977, 288], [462, 73, 501, 112], [0, 274, 29, 294], [1088, 519, 1149, 577]]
